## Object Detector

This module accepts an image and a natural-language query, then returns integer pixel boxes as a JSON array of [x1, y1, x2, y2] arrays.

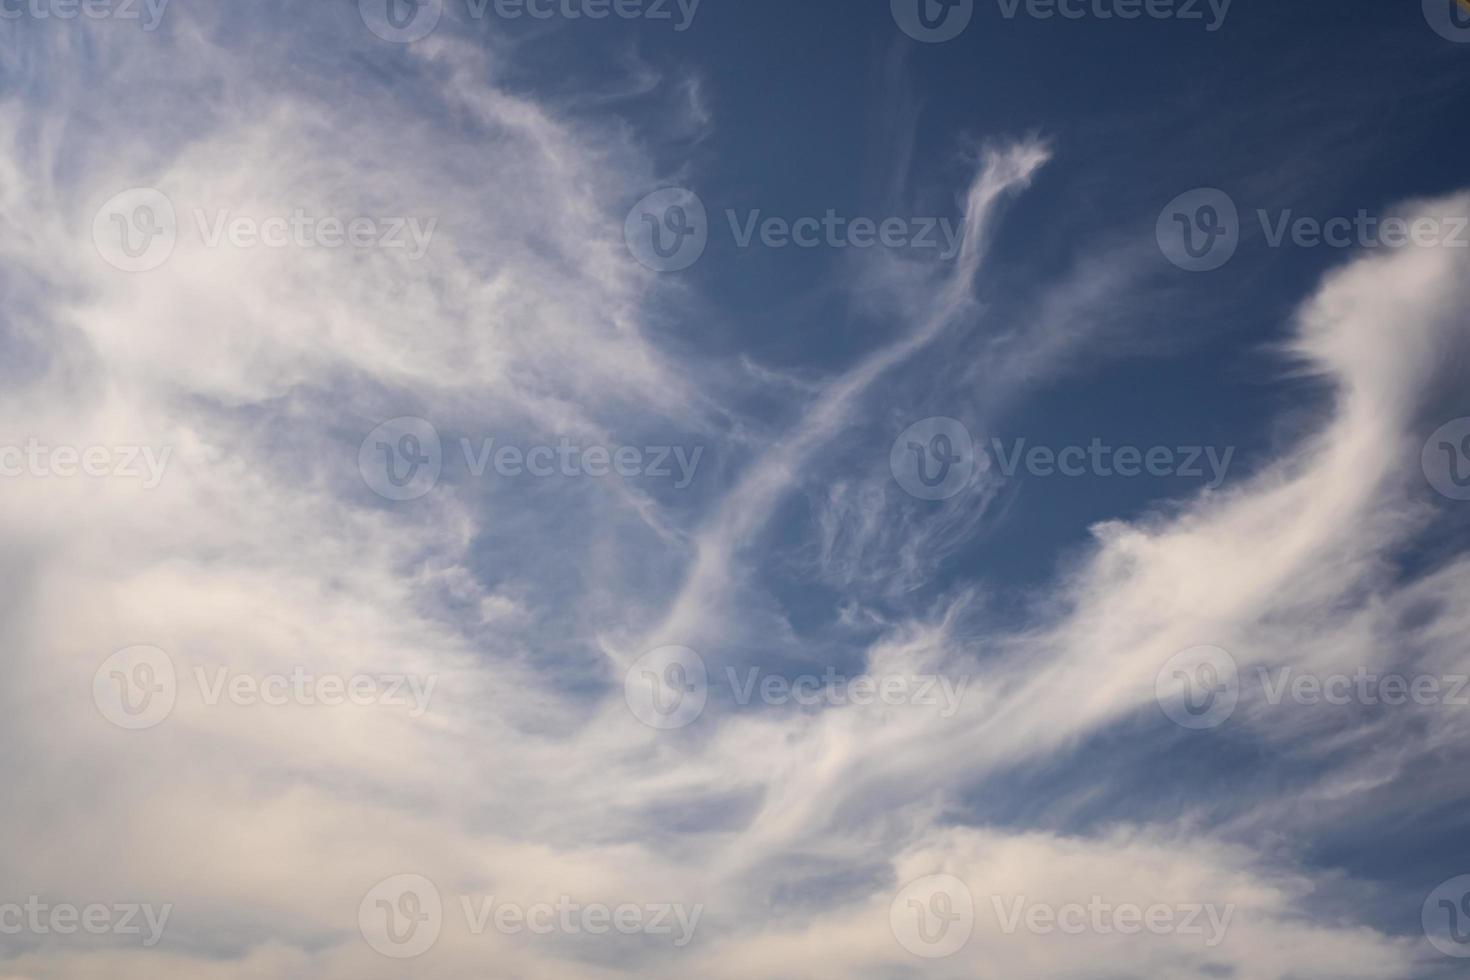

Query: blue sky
[[2, 0, 1470, 977]]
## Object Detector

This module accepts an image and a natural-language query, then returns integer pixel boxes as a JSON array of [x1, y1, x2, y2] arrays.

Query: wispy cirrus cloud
[[0, 4, 1466, 979]]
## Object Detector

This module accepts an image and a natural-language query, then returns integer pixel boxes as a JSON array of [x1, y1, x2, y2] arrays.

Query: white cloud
[[0, 7, 1464, 979]]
